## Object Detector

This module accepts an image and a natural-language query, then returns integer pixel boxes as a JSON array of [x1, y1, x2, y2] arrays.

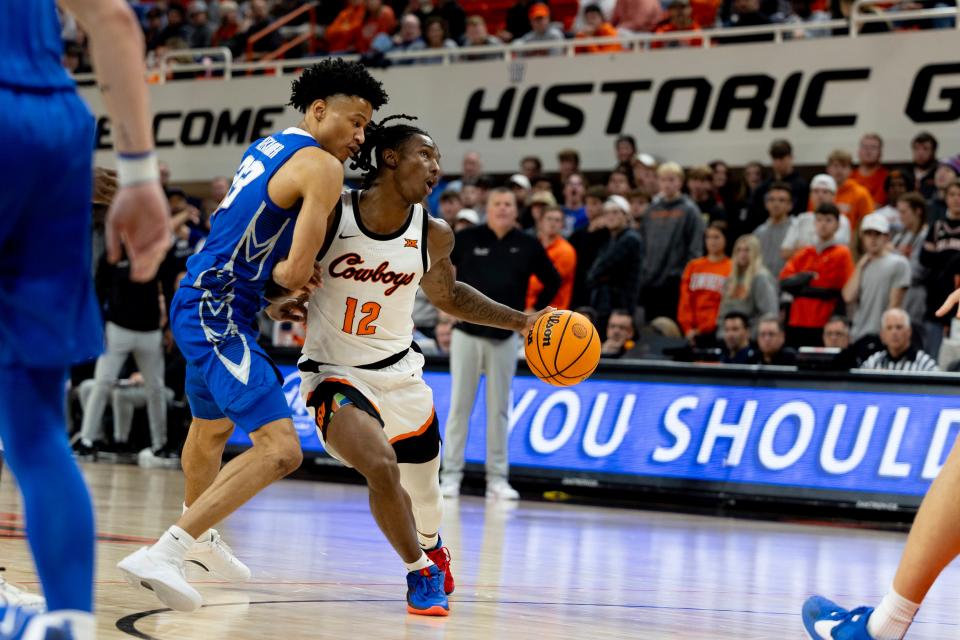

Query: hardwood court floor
[[0, 464, 957, 639]]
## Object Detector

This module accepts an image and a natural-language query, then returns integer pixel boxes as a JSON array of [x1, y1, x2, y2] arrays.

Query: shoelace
[[832, 606, 871, 624], [413, 571, 443, 599], [208, 531, 239, 561], [430, 546, 451, 569]]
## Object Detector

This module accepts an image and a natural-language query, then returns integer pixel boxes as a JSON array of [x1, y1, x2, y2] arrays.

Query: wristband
[[116, 151, 160, 187]]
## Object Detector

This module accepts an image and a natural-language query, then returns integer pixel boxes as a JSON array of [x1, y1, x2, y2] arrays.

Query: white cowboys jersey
[[303, 189, 430, 367]]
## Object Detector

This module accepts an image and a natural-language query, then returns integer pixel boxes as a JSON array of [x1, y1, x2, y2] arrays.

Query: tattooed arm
[[421, 219, 551, 334]]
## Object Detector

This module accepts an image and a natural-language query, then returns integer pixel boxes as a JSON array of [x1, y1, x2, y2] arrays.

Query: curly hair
[[349, 114, 429, 188], [288, 59, 389, 113]]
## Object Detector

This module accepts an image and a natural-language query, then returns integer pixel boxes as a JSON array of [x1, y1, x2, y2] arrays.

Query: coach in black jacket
[[440, 187, 560, 500]]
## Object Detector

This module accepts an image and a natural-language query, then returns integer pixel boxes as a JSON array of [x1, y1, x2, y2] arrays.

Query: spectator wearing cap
[[677, 223, 731, 347], [891, 192, 929, 327], [562, 173, 588, 234], [569, 186, 611, 308], [860, 308, 938, 372], [752, 139, 810, 224], [750, 314, 797, 365], [780, 203, 855, 346], [611, 0, 664, 32], [720, 311, 758, 363], [186, 1, 213, 48], [851, 133, 889, 207], [508, 173, 532, 210], [557, 149, 580, 185], [639, 162, 704, 323], [842, 213, 911, 342], [459, 15, 503, 61], [438, 189, 463, 227], [826, 149, 875, 234], [919, 179, 960, 358], [652, 0, 703, 48], [717, 234, 778, 337], [753, 181, 794, 276], [576, 4, 624, 53], [607, 167, 635, 197], [872, 169, 914, 232], [515, 3, 565, 55], [686, 165, 726, 232], [632, 153, 660, 195], [587, 195, 643, 328], [781, 174, 851, 260], [909, 131, 939, 200], [928, 159, 960, 224], [601, 310, 637, 358], [454, 208, 480, 231], [523, 190, 558, 231], [527, 206, 577, 310]]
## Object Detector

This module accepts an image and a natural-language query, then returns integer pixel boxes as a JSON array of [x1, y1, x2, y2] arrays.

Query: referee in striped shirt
[[860, 308, 939, 372]]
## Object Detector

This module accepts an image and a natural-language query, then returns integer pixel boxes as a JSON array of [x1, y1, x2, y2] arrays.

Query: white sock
[[182, 503, 212, 542], [867, 588, 919, 640], [29, 610, 95, 640], [418, 532, 439, 551], [150, 526, 194, 563], [404, 552, 435, 573]]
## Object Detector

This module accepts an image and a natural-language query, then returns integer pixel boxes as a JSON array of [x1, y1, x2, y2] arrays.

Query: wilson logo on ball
[[541, 313, 562, 347]]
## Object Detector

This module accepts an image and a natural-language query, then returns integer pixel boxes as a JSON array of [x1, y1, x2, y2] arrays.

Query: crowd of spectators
[[402, 130, 960, 374], [59, 0, 956, 76]]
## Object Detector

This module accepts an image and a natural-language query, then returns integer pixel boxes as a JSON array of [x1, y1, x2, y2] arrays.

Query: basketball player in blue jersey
[[296, 116, 552, 615], [802, 289, 960, 639], [0, 1, 171, 638], [118, 60, 389, 613]]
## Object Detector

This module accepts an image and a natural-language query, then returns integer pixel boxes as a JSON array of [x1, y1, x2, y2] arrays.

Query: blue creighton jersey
[[0, 1, 74, 90], [181, 127, 320, 322]]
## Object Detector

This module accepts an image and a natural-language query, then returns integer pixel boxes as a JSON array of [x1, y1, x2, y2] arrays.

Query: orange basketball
[[524, 310, 601, 387]]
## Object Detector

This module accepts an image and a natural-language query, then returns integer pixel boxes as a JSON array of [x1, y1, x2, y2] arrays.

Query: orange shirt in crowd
[[835, 179, 875, 232], [356, 5, 397, 53], [851, 166, 889, 207], [574, 23, 624, 53], [677, 256, 731, 335], [325, 2, 366, 52], [780, 243, 854, 329], [690, 0, 720, 27], [527, 236, 577, 310], [651, 21, 703, 48]]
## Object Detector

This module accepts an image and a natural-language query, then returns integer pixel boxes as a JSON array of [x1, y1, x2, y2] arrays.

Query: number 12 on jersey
[[342, 297, 381, 336]]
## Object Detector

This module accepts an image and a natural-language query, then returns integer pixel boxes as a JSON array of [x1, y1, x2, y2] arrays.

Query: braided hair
[[350, 114, 429, 188]]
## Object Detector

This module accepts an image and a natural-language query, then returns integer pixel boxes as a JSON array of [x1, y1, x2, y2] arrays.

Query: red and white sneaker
[[424, 538, 454, 595]]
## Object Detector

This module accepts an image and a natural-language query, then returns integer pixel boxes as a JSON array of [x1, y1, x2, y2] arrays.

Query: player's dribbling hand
[[106, 182, 172, 282], [935, 287, 960, 318], [520, 307, 556, 335]]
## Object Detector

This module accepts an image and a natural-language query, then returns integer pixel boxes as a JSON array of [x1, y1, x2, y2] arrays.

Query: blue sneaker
[[802, 595, 875, 639], [0, 602, 36, 639], [406, 565, 449, 616]]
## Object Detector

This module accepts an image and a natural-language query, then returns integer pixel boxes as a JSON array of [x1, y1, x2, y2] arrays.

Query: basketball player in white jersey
[[298, 116, 551, 616]]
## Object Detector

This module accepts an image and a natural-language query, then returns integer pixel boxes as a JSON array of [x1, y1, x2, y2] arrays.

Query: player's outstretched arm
[[271, 148, 344, 292], [420, 219, 553, 335], [62, 0, 170, 282]]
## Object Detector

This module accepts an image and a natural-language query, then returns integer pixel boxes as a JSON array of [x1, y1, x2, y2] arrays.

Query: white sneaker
[[22, 610, 94, 640], [439, 481, 460, 499], [117, 547, 202, 612], [485, 481, 520, 500], [185, 529, 251, 582], [0, 575, 45, 611]]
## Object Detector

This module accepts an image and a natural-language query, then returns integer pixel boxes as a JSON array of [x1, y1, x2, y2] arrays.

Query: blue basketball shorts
[[170, 287, 292, 433]]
